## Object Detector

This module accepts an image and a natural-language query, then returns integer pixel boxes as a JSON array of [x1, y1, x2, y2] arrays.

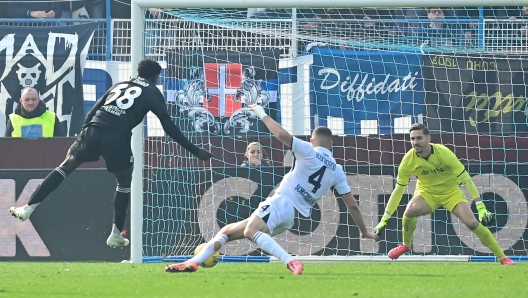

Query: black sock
[[28, 167, 67, 205], [113, 186, 131, 232]]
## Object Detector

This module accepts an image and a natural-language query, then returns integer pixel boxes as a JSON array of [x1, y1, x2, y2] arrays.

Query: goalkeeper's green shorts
[[415, 188, 468, 212]]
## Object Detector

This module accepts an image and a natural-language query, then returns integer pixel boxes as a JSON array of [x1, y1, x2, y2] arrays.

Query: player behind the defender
[[9, 59, 213, 248], [165, 104, 379, 275], [374, 123, 514, 265]]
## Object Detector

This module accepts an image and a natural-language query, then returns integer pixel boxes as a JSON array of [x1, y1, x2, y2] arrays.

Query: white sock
[[252, 231, 294, 265], [111, 223, 121, 235], [26, 203, 39, 211], [189, 234, 228, 264]]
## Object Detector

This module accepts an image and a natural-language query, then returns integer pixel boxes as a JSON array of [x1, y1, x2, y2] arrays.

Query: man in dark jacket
[[5, 87, 64, 137], [7, 1, 62, 18]]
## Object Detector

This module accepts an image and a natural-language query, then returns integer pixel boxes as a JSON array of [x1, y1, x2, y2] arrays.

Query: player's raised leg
[[165, 219, 247, 272], [451, 202, 515, 265], [106, 164, 134, 248], [388, 195, 432, 260], [9, 152, 82, 221]]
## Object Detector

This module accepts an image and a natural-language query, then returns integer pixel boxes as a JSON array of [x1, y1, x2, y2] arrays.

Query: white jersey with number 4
[[274, 137, 351, 217]]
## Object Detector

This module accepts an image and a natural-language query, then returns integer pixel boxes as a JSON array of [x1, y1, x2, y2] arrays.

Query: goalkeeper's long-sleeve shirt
[[384, 143, 480, 216]]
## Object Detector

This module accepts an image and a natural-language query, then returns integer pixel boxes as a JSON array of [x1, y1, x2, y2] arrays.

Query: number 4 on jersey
[[105, 84, 143, 109], [308, 166, 326, 193]]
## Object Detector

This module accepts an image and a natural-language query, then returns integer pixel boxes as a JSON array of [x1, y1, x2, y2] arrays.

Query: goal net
[[131, 2, 528, 263]]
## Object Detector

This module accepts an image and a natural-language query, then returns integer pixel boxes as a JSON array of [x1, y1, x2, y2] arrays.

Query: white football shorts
[[252, 195, 295, 236]]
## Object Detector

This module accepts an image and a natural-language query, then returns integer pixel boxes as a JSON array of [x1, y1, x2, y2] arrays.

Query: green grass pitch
[[0, 262, 526, 297]]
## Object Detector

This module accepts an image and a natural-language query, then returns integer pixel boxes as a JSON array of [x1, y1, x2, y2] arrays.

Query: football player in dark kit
[[9, 59, 213, 248]]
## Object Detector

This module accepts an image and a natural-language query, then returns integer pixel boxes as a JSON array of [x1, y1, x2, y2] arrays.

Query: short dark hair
[[137, 59, 162, 82], [410, 123, 429, 135], [313, 126, 333, 140]]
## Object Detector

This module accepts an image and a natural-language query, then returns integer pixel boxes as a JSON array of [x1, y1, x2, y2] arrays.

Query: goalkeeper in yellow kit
[[374, 123, 514, 265]]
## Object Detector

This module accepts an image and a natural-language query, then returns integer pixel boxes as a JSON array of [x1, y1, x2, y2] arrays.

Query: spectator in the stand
[[61, 1, 86, 19], [452, 7, 479, 47], [507, 6, 528, 19], [300, 8, 378, 41], [241, 142, 272, 167], [84, 0, 108, 60], [86, 0, 105, 18], [362, 8, 394, 37], [456, 6, 516, 48], [392, 7, 428, 34], [456, 6, 510, 19], [290, 8, 320, 33], [394, 7, 456, 34], [352, 8, 381, 39], [60, 0, 106, 19], [455, 6, 510, 34], [393, 7, 428, 20], [5, 87, 64, 138], [503, 6, 528, 47], [7, 1, 62, 18], [323, 8, 374, 24], [415, 7, 461, 47], [323, 8, 357, 20]]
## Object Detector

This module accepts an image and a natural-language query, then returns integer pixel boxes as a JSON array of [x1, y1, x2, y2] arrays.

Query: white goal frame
[[130, 0, 527, 264]]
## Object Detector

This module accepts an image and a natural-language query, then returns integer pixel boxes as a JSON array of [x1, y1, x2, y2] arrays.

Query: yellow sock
[[473, 223, 506, 260], [402, 215, 417, 247]]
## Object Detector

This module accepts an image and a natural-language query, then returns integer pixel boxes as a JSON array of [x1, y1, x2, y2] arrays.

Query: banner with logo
[[423, 54, 528, 134], [310, 47, 424, 134], [0, 23, 97, 136], [166, 49, 279, 135]]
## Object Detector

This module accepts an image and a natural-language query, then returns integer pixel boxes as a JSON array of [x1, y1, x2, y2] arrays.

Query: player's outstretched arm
[[457, 170, 493, 225], [158, 114, 213, 161], [341, 193, 379, 241], [447, 150, 492, 225], [375, 162, 410, 235], [374, 182, 406, 234], [250, 104, 293, 148]]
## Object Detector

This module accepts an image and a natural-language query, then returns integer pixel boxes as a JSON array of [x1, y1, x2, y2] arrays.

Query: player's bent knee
[[403, 209, 420, 218], [243, 227, 258, 240], [466, 219, 480, 231], [60, 155, 83, 175], [405, 202, 432, 218]]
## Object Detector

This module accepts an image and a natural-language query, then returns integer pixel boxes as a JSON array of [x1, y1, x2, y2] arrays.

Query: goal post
[[130, 0, 528, 264], [130, 0, 144, 264]]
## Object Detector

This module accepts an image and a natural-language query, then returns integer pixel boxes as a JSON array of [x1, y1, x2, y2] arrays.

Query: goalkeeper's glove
[[374, 214, 391, 235], [476, 201, 493, 226]]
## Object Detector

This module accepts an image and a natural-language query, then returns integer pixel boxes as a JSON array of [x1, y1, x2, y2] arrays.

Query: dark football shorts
[[69, 126, 133, 172]]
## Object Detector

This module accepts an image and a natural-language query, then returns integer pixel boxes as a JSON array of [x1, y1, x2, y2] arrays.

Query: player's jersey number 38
[[105, 84, 143, 109]]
